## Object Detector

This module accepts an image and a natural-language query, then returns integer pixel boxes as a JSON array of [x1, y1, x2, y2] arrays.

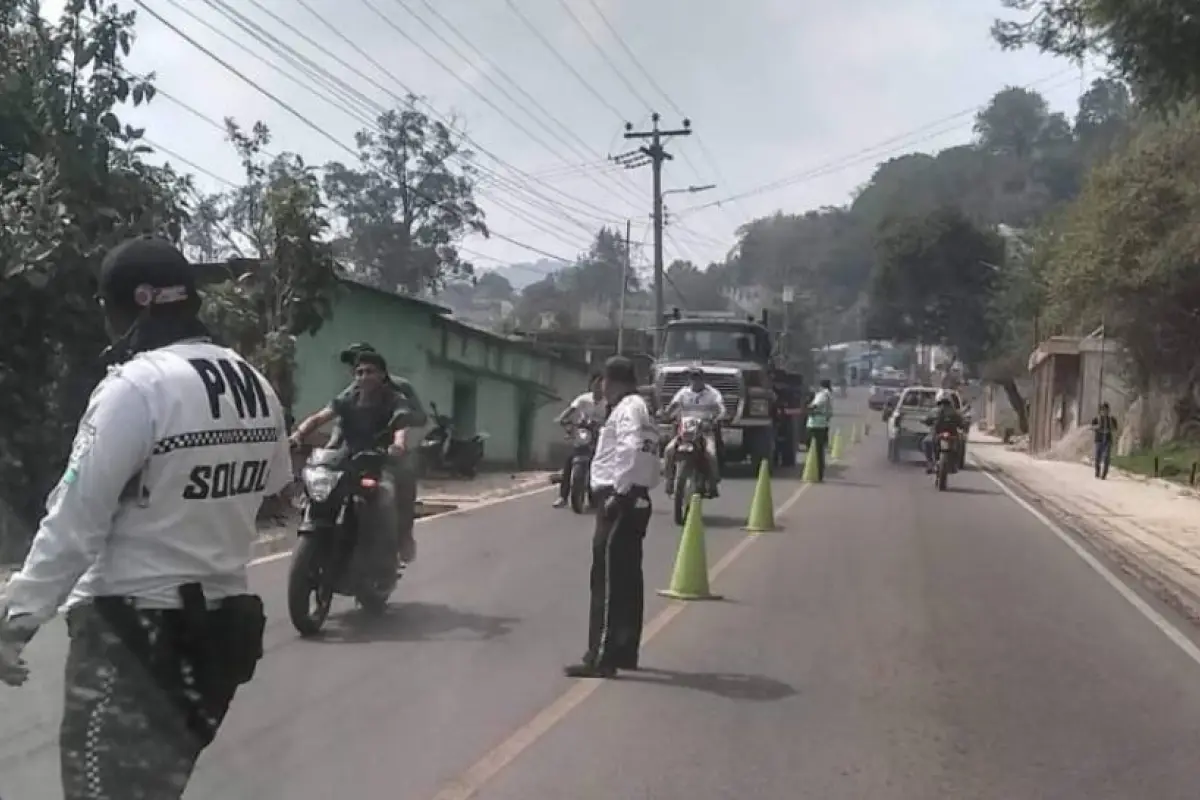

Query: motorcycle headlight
[[302, 466, 338, 503], [575, 428, 592, 444]]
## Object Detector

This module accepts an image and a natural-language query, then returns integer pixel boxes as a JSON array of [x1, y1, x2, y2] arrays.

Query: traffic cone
[[658, 495, 722, 600], [802, 444, 819, 482], [743, 459, 778, 533], [831, 429, 844, 461]]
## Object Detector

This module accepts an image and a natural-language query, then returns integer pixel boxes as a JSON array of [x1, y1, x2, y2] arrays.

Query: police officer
[[0, 236, 291, 799], [564, 356, 660, 679]]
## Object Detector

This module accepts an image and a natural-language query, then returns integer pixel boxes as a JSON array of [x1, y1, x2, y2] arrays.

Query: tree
[[992, 0, 1200, 111], [867, 207, 1004, 368], [1036, 102, 1200, 434], [474, 270, 514, 301], [563, 227, 637, 324], [0, 0, 190, 557], [190, 120, 339, 417], [1074, 78, 1134, 160], [323, 100, 487, 293], [664, 260, 728, 311], [515, 272, 575, 330]]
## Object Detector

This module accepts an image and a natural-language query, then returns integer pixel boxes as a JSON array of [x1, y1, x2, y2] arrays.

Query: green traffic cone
[[743, 459, 778, 533], [658, 495, 723, 600]]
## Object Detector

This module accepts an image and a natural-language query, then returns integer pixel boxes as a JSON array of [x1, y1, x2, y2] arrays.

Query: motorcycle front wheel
[[288, 535, 334, 637], [673, 464, 695, 526], [936, 451, 950, 491]]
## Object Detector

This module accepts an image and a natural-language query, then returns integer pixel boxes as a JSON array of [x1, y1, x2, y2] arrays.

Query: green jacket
[[326, 374, 428, 449]]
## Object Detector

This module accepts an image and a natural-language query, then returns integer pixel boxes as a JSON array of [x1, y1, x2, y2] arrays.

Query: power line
[[551, 0, 653, 112], [676, 67, 1082, 213], [504, 0, 625, 120], [144, 0, 622, 243], [410, 0, 645, 203], [128, 0, 580, 266]]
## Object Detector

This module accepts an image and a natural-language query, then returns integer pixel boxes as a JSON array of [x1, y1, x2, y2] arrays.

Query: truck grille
[[658, 372, 742, 418]]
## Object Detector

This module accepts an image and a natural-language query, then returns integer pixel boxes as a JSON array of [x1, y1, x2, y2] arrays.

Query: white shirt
[[671, 385, 725, 420], [590, 394, 661, 494], [5, 341, 292, 624], [567, 391, 607, 425]]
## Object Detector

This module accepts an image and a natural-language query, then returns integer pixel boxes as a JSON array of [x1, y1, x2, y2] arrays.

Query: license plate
[[678, 443, 693, 453], [938, 439, 952, 452]]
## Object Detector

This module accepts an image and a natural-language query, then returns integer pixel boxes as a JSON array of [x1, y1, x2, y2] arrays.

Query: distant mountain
[[480, 259, 560, 290]]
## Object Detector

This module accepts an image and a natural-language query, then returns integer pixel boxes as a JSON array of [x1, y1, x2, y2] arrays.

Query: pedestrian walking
[[564, 356, 660, 679], [1091, 402, 1118, 480], [0, 236, 292, 799], [807, 379, 834, 481]]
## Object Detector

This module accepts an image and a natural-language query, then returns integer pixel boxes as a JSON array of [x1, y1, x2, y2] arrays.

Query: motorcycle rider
[[326, 342, 425, 565], [662, 366, 724, 498], [553, 373, 606, 509], [289, 350, 415, 577], [923, 390, 965, 474]]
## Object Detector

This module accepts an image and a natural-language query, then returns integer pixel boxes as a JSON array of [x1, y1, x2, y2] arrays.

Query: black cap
[[340, 342, 377, 365], [603, 355, 637, 385], [99, 236, 196, 313]]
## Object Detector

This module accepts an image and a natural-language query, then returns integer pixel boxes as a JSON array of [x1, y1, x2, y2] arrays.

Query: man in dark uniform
[[564, 356, 661, 679]]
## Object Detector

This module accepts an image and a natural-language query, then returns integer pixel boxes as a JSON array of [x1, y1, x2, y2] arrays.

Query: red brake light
[[360, 477, 379, 489]]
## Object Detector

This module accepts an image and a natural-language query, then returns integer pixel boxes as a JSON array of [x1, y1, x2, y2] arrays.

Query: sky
[[42, 0, 1095, 285]]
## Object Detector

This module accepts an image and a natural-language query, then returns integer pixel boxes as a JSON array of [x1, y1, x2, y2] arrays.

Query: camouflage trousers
[[60, 605, 239, 800]]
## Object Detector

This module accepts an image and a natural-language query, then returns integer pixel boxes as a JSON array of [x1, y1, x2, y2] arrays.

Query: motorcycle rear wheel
[[936, 452, 949, 491], [569, 462, 589, 514], [288, 535, 334, 637]]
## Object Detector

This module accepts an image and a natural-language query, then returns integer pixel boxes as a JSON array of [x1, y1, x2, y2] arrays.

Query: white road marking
[[980, 467, 1200, 667], [427, 479, 814, 800]]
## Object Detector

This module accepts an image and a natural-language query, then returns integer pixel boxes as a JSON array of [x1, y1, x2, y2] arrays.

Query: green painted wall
[[294, 281, 589, 467]]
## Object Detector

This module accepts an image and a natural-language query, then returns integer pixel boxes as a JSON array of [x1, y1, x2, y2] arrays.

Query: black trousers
[[559, 451, 575, 500], [60, 596, 262, 800], [585, 488, 651, 669], [808, 427, 829, 481]]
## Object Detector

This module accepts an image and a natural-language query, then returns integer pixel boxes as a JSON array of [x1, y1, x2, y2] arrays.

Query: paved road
[[7, 401, 1200, 799]]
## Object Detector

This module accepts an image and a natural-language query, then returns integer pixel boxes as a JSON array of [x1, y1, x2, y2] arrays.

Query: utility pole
[[619, 113, 691, 356], [617, 219, 631, 354]]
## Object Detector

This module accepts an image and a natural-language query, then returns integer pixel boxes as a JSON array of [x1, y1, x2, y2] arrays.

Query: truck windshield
[[661, 326, 769, 361]]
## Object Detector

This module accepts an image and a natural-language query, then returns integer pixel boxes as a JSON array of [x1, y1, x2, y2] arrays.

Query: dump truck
[[644, 309, 809, 469]]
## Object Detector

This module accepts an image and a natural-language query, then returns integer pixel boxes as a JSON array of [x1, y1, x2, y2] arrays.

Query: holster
[[87, 583, 266, 746]]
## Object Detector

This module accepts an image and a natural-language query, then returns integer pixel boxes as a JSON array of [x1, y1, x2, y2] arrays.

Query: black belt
[[593, 485, 648, 499]]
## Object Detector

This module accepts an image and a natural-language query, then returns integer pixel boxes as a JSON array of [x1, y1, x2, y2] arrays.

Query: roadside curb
[[972, 449, 1200, 629]]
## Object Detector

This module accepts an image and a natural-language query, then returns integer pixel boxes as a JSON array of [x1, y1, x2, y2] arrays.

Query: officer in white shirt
[[565, 356, 660, 678], [662, 365, 725, 498], [0, 237, 292, 799], [552, 372, 606, 508]]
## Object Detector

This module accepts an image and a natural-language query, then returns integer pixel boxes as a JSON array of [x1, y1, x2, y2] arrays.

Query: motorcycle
[[568, 420, 598, 514], [672, 416, 715, 525], [418, 401, 489, 478], [933, 429, 959, 491], [287, 413, 406, 637]]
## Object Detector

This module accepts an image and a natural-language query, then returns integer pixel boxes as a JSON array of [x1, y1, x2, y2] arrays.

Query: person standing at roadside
[[1091, 402, 1118, 480], [806, 379, 834, 481], [565, 356, 659, 679]]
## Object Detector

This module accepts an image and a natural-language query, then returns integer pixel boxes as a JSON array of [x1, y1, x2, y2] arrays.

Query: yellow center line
[[428, 478, 815, 800]]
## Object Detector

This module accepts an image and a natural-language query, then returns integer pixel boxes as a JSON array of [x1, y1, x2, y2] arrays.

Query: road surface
[[4, 401, 1200, 799]]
